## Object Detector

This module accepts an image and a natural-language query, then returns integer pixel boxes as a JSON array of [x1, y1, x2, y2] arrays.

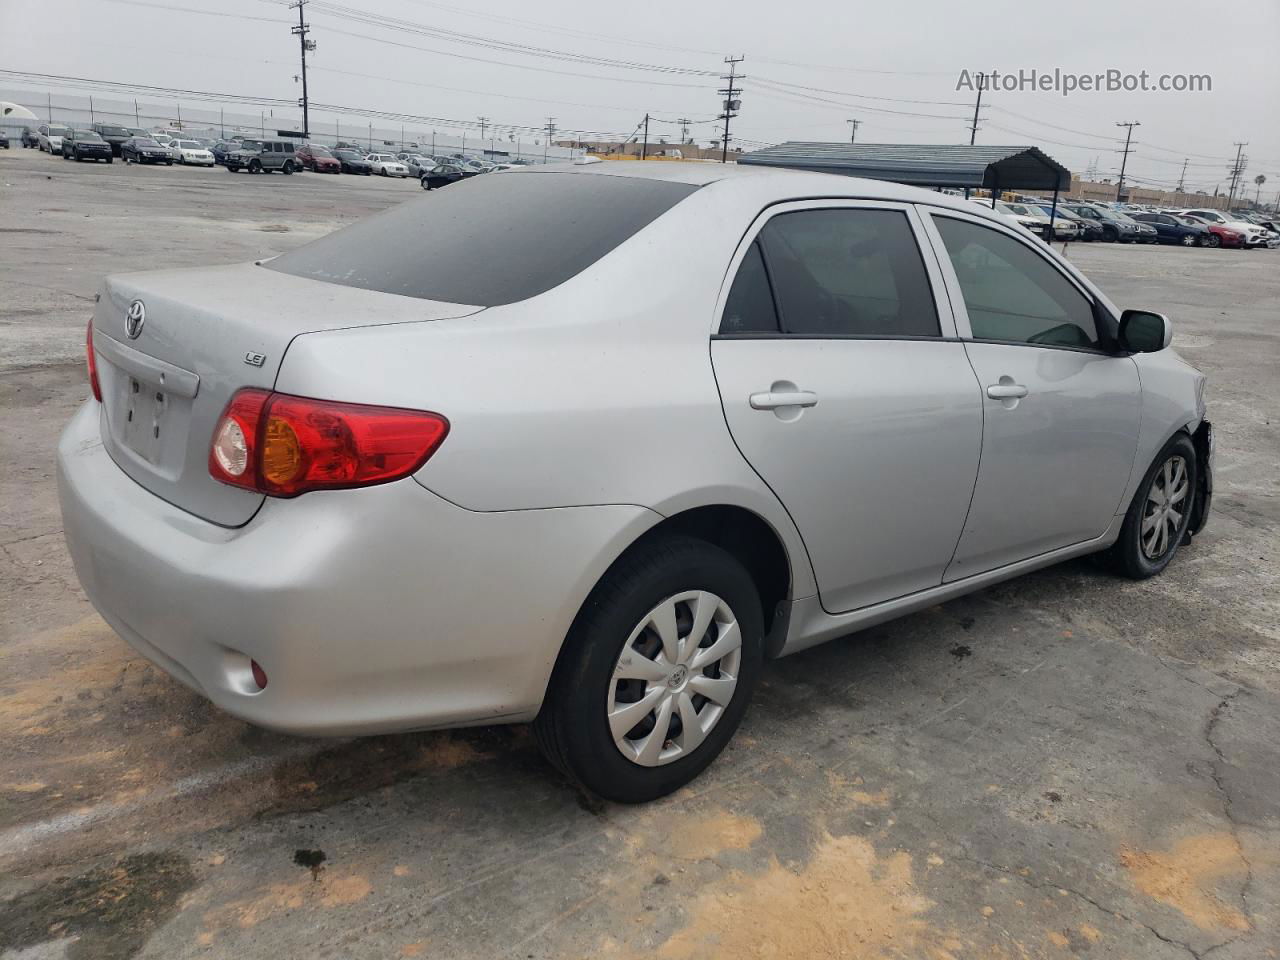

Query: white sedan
[[172, 139, 216, 166], [366, 153, 410, 177]]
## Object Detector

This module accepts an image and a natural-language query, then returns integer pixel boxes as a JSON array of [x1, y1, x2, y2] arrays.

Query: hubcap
[[1141, 455, 1189, 560], [606, 591, 742, 767]]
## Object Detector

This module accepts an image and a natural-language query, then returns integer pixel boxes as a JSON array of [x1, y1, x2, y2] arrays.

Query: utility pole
[[134, 99, 140, 126], [968, 72, 988, 145], [544, 117, 556, 164], [1114, 121, 1140, 203], [847, 118, 861, 143], [677, 117, 691, 145], [1175, 158, 1189, 195], [290, 0, 314, 139], [89, 96, 94, 124], [1225, 142, 1248, 209], [641, 113, 650, 159], [718, 56, 744, 164], [477, 116, 488, 143]]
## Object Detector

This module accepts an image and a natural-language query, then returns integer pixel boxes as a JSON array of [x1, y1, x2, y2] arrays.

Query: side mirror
[[1119, 309, 1172, 353]]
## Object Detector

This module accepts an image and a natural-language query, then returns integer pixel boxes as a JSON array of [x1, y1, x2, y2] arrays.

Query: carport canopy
[[737, 142, 1071, 193]]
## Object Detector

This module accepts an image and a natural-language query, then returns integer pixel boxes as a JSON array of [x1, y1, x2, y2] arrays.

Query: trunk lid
[[91, 262, 482, 526]]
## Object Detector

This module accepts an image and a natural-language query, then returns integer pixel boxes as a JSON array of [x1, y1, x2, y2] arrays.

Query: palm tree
[[1255, 174, 1267, 205]]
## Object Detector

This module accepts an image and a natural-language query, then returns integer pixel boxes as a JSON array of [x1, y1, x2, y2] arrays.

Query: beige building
[[1067, 176, 1233, 210]]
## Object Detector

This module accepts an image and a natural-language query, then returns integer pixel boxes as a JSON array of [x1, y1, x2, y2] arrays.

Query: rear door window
[[267, 172, 699, 306], [933, 215, 1101, 349], [754, 209, 940, 337]]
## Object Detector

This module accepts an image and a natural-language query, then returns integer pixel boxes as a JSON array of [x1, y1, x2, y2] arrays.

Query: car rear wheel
[[1180, 234, 1196, 246], [535, 535, 763, 803], [1105, 433, 1198, 579], [282, 161, 294, 175]]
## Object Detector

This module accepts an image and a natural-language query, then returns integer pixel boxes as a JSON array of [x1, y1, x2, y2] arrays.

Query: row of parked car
[[16, 122, 219, 165], [13, 123, 525, 190], [975, 194, 1279, 249]]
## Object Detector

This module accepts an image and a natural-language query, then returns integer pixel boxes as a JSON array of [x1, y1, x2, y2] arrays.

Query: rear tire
[[1180, 234, 1196, 246], [534, 535, 764, 804], [1104, 433, 1198, 579], [282, 161, 294, 175]]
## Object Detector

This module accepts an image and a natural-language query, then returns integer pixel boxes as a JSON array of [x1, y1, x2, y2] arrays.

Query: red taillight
[[209, 389, 449, 497], [86, 319, 103, 402]]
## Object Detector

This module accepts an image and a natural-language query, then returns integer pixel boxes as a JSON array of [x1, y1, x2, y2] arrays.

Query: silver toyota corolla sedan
[[58, 162, 1212, 802]]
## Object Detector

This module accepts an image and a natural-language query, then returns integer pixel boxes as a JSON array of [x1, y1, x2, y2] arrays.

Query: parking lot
[[1, 147, 1278, 959]]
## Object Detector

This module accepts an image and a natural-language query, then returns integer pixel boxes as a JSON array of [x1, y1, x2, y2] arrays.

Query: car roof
[[518, 161, 1028, 225]]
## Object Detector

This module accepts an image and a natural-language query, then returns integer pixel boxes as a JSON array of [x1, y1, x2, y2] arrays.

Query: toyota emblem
[[125, 300, 146, 339]]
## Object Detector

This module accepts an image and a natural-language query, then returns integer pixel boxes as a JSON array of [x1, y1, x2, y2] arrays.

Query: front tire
[[1105, 433, 1198, 579], [535, 536, 763, 803]]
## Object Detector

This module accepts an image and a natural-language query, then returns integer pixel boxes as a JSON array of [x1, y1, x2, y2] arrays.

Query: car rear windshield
[[99, 126, 129, 136], [266, 172, 700, 306]]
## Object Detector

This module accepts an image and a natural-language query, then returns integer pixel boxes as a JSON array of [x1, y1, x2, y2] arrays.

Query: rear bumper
[[57, 401, 656, 736]]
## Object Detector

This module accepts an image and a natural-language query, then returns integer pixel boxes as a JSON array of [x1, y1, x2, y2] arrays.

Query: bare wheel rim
[[606, 591, 742, 768], [1142, 455, 1189, 560]]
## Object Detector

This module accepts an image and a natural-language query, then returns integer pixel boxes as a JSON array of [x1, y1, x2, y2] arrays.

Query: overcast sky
[[2, 0, 1277, 194]]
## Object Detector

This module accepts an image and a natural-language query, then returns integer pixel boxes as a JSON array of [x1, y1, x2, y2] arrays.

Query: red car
[[295, 143, 341, 173], [1179, 215, 1245, 248]]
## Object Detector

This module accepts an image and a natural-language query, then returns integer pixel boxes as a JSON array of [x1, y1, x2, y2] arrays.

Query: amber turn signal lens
[[262, 415, 303, 486]]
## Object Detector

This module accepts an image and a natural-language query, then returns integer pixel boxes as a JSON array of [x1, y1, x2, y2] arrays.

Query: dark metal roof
[[738, 142, 1071, 191]]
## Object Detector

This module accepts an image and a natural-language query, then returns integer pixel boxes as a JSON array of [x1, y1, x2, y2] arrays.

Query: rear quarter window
[[266, 172, 699, 306]]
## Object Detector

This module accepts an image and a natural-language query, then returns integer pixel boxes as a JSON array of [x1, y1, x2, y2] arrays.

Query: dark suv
[[91, 123, 134, 157], [225, 139, 298, 174], [62, 129, 114, 163]]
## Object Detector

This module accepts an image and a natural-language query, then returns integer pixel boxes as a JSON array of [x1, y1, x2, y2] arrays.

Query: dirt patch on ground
[[643, 833, 954, 959], [198, 868, 373, 937], [662, 809, 763, 863], [0, 851, 196, 959], [1120, 831, 1250, 931]]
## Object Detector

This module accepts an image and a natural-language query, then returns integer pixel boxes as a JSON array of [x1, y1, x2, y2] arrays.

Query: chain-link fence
[[2, 87, 582, 164]]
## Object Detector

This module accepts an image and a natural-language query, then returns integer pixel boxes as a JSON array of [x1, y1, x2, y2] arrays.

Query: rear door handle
[[750, 390, 819, 410], [986, 383, 1028, 400]]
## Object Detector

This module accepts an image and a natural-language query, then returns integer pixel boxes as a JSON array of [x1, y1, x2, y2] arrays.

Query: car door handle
[[750, 390, 819, 410], [986, 383, 1029, 400]]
